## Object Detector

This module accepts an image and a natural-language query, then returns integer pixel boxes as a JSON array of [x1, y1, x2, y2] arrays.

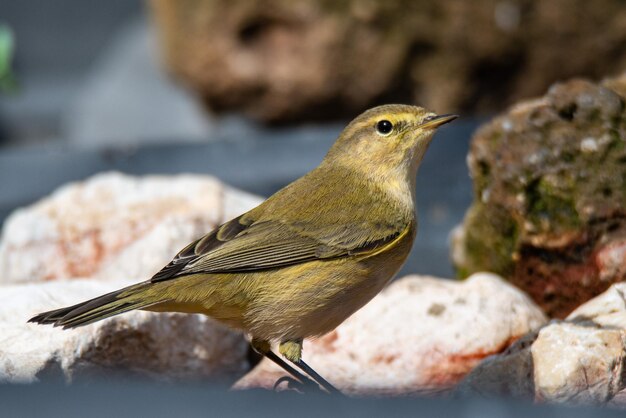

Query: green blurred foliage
[[0, 24, 17, 93]]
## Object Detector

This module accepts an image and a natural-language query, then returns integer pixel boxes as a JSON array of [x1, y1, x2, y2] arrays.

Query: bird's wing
[[150, 215, 408, 282]]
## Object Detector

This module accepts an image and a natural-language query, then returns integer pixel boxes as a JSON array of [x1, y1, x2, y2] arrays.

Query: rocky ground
[[460, 283, 626, 405], [235, 272, 545, 396], [0, 173, 262, 383], [0, 173, 541, 391], [1, 279, 248, 383], [0, 167, 625, 408], [2, 71, 626, 408]]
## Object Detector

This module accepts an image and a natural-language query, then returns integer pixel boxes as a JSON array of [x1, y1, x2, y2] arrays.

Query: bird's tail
[[28, 282, 160, 329]]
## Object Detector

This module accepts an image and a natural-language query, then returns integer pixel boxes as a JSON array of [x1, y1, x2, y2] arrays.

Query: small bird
[[29, 104, 456, 394]]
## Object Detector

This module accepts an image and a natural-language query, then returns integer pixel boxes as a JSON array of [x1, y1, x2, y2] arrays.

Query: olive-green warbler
[[30, 104, 456, 394]]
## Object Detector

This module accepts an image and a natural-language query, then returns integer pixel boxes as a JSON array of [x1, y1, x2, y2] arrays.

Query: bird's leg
[[250, 338, 320, 393], [279, 339, 343, 396]]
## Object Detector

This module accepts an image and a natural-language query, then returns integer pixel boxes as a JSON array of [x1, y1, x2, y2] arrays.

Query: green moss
[[606, 129, 625, 156], [525, 177, 580, 233], [456, 203, 520, 279], [0, 25, 17, 93], [455, 265, 471, 279], [455, 78, 626, 283]]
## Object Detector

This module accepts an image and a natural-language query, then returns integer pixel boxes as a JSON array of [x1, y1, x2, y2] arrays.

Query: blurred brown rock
[[452, 72, 626, 318], [0, 279, 249, 383], [0, 172, 262, 284], [150, 0, 626, 123], [460, 282, 626, 405], [233, 272, 546, 396]]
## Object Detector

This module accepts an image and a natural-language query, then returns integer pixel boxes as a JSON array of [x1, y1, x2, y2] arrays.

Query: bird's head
[[323, 104, 457, 181]]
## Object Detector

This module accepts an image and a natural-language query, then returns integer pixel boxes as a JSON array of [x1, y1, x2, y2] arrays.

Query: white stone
[[494, 2, 521, 32], [234, 272, 547, 396], [0, 279, 249, 383], [460, 281, 626, 405], [0, 171, 262, 284], [532, 323, 626, 404], [501, 119, 514, 131], [580, 137, 599, 153], [567, 282, 626, 329]]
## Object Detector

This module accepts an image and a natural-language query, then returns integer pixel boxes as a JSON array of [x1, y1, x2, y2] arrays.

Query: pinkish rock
[[0, 172, 262, 284], [596, 239, 626, 283], [234, 272, 546, 396], [567, 282, 626, 333], [608, 388, 626, 409]]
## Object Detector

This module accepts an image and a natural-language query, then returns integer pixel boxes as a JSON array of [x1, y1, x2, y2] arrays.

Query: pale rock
[[234, 272, 547, 396], [532, 323, 626, 404], [567, 282, 626, 330], [460, 281, 626, 405], [0, 279, 249, 383], [0, 172, 262, 284]]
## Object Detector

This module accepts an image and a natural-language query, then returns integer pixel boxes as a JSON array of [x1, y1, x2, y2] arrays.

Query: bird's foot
[[272, 375, 326, 395]]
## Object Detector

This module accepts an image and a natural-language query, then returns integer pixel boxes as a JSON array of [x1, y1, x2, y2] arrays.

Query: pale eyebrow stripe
[[346, 112, 418, 137]]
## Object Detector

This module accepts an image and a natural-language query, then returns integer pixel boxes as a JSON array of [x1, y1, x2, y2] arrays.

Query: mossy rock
[[452, 74, 626, 318]]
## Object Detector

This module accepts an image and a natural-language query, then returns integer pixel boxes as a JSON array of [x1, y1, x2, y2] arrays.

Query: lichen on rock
[[452, 73, 626, 318]]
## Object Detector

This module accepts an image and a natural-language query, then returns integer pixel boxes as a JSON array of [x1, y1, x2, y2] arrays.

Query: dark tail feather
[[28, 283, 158, 329]]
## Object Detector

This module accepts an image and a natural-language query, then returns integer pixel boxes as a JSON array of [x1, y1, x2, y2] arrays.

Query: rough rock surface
[[452, 72, 626, 318], [456, 330, 538, 400], [532, 323, 625, 404], [233, 272, 546, 396], [150, 0, 626, 123], [0, 279, 249, 383], [459, 282, 626, 405], [0, 172, 262, 284]]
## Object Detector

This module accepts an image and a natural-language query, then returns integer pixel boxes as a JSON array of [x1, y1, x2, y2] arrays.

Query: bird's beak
[[420, 114, 459, 129]]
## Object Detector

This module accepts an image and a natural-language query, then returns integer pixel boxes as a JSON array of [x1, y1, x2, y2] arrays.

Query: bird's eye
[[376, 120, 393, 135]]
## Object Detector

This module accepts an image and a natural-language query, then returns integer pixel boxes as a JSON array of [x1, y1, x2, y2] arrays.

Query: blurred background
[[2, 0, 626, 274], [2, 0, 626, 277], [3, 0, 626, 145], [2, 1, 626, 415]]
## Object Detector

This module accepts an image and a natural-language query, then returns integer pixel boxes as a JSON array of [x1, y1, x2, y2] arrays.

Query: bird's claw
[[272, 375, 326, 395], [273, 375, 304, 393]]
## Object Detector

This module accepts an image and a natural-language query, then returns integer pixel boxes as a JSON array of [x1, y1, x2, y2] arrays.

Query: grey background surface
[[1, 380, 622, 418]]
